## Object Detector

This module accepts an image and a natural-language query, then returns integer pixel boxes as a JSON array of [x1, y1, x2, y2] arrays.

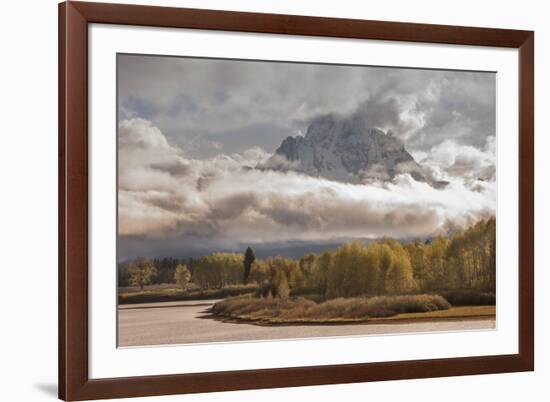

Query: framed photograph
[[59, 1, 534, 400]]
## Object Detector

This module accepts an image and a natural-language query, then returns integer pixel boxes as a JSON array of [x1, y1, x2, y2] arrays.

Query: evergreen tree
[[243, 246, 256, 284]]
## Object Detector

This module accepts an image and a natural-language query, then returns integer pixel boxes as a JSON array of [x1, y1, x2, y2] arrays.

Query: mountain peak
[[265, 114, 428, 184]]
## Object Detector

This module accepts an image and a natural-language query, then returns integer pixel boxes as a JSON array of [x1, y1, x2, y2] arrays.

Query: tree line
[[119, 218, 496, 298]]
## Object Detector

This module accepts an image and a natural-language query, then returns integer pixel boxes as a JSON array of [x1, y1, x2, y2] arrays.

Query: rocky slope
[[263, 114, 429, 184]]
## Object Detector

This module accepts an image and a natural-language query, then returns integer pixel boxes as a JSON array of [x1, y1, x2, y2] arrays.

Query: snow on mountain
[[263, 113, 434, 185]]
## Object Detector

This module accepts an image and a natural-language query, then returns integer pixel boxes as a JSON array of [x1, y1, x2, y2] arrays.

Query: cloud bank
[[118, 118, 496, 258]]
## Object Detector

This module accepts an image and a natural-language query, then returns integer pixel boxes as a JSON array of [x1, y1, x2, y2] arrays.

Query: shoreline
[[204, 305, 496, 327], [118, 302, 495, 347]]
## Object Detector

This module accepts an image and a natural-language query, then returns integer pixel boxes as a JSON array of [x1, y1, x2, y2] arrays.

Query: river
[[118, 300, 495, 347]]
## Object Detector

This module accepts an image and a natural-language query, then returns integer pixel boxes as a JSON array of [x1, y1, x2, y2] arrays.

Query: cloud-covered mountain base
[[118, 118, 496, 260]]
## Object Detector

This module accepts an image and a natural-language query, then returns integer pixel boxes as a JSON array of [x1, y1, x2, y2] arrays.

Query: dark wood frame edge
[[58, 1, 534, 401]]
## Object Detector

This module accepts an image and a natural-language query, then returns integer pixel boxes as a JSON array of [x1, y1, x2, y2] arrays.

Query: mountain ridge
[[262, 113, 442, 186]]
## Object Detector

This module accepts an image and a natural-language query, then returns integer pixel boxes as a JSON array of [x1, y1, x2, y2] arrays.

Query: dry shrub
[[211, 294, 451, 322], [440, 290, 496, 306]]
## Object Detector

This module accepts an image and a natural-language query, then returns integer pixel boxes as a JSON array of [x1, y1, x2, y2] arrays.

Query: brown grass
[[370, 305, 495, 323], [210, 294, 452, 324], [118, 284, 259, 304]]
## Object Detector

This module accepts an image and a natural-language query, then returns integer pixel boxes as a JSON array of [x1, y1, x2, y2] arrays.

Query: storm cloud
[[117, 55, 496, 259], [118, 54, 496, 157]]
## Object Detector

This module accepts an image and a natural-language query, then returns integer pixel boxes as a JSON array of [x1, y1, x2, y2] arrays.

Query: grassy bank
[[118, 283, 259, 305], [210, 294, 452, 324], [370, 305, 495, 323]]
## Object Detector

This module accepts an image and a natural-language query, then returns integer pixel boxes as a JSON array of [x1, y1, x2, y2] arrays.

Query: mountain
[[263, 113, 430, 184]]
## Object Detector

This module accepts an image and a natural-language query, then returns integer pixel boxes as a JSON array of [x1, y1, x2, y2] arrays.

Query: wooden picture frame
[[59, 1, 534, 400]]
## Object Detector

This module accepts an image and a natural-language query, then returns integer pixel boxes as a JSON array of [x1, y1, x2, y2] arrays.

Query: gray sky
[[118, 54, 496, 158], [117, 54, 496, 260]]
